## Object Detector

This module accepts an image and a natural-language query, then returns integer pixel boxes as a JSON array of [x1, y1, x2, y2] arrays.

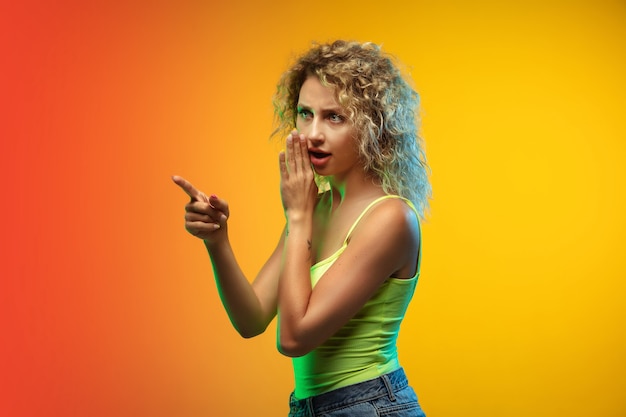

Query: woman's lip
[[309, 151, 331, 167], [308, 150, 331, 158]]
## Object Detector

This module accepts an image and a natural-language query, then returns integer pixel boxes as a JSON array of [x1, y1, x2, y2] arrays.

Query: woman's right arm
[[172, 175, 282, 338]]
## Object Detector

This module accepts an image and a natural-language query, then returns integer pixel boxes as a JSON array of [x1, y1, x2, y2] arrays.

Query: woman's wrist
[[285, 209, 313, 225], [203, 233, 230, 252]]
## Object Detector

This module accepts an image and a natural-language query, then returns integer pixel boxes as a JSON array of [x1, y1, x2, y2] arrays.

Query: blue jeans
[[288, 368, 426, 416]]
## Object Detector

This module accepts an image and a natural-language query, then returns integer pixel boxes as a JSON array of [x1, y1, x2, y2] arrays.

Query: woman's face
[[296, 76, 361, 180]]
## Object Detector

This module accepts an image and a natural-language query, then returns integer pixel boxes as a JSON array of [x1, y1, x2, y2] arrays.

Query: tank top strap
[[343, 195, 416, 245]]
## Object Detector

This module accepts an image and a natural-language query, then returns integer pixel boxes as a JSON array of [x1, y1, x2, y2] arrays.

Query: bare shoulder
[[344, 196, 420, 278], [358, 197, 418, 233], [349, 197, 420, 250]]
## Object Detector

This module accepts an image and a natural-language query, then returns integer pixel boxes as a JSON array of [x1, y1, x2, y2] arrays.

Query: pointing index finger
[[172, 175, 203, 201]]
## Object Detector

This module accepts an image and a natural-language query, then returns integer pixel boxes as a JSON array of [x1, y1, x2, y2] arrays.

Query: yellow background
[[1, 0, 624, 416]]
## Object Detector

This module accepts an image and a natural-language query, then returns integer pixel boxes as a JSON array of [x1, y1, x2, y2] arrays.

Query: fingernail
[[213, 223, 221, 230], [220, 214, 227, 222], [210, 194, 218, 199]]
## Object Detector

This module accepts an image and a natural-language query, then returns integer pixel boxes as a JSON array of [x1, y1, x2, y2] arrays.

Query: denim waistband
[[290, 367, 409, 415]]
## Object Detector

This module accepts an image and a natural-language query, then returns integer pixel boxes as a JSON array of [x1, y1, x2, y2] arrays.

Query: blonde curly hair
[[272, 40, 431, 217]]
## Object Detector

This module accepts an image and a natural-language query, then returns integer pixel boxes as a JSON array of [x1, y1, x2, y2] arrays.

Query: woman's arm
[[172, 175, 281, 338], [204, 228, 283, 338]]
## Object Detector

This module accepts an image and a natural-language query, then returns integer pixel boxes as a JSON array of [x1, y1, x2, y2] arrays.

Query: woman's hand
[[279, 130, 318, 223], [172, 175, 229, 246]]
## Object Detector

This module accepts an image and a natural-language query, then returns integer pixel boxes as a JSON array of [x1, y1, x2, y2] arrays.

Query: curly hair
[[272, 40, 431, 218]]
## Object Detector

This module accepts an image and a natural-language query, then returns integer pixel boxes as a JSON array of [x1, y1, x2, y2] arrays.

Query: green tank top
[[291, 195, 421, 399]]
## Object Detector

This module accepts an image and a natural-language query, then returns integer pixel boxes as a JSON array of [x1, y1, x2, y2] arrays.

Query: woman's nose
[[305, 118, 324, 143]]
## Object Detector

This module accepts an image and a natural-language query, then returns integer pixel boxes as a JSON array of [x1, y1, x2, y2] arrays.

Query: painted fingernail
[[213, 223, 221, 230], [220, 214, 227, 222], [210, 194, 218, 199]]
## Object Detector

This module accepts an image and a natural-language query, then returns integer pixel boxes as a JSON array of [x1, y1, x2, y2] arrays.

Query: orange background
[[1, 1, 625, 416]]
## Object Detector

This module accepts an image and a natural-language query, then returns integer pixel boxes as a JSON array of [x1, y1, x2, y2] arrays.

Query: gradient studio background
[[1, 1, 625, 416]]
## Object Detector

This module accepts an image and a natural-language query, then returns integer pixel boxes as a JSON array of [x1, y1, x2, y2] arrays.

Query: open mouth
[[309, 151, 331, 159]]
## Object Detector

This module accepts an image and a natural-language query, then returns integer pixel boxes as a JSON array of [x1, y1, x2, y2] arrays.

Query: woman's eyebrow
[[297, 103, 344, 113], [319, 107, 346, 116]]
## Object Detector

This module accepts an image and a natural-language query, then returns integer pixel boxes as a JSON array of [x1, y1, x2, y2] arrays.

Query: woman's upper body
[[173, 40, 430, 398], [274, 69, 423, 356]]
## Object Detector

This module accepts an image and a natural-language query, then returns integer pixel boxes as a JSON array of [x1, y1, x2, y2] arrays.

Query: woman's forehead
[[298, 76, 342, 109]]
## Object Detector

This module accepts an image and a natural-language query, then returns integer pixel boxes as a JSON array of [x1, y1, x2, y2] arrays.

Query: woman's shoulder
[[351, 194, 419, 241], [366, 194, 418, 220], [345, 195, 420, 278]]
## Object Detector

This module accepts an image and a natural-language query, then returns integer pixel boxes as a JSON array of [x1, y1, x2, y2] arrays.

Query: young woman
[[173, 40, 431, 416]]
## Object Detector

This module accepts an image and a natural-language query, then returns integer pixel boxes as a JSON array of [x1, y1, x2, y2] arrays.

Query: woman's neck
[[327, 172, 385, 209]]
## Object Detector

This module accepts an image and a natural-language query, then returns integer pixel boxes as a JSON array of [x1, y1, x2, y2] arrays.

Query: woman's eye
[[329, 113, 344, 123], [297, 108, 311, 119]]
